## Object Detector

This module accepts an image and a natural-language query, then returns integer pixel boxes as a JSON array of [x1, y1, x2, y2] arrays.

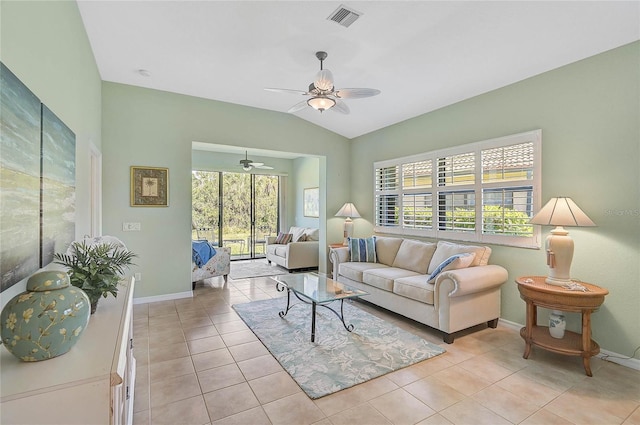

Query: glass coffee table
[[272, 273, 368, 342]]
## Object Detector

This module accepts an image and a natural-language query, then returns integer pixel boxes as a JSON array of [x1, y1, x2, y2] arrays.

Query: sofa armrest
[[329, 247, 350, 278], [434, 265, 508, 300], [286, 241, 319, 269], [266, 236, 277, 245]]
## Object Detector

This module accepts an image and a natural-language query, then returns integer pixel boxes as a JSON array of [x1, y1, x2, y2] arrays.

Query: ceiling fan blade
[[287, 100, 309, 113], [334, 88, 381, 99], [332, 99, 350, 114], [265, 88, 309, 96], [254, 164, 274, 169], [249, 162, 264, 167]]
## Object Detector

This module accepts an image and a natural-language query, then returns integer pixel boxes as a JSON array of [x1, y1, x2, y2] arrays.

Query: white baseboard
[[596, 348, 640, 371], [496, 319, 640, 371], [133, 291, 192, 305]]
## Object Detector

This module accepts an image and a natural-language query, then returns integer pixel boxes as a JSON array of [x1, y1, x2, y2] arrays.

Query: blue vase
[[1, 270, 91, 361]]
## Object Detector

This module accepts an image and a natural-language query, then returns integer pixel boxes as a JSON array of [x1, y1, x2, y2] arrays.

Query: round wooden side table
[[515, 276, 608, 376]]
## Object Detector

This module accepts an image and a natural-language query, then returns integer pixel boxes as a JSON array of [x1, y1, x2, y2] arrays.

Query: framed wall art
[[303, 187, 319, 218], [0, 62, 41, 292], [130, 166, 169, 207]]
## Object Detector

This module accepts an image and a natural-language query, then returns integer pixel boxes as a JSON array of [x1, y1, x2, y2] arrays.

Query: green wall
[[102, 83, 349, 300], [0, 1, 102, 305], [293, 157, 321, 229], [349, 41, 640, 359]]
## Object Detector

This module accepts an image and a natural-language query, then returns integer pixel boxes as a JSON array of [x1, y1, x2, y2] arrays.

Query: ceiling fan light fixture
[[314, 69, 334, 91], [307, 96, 336, 112]]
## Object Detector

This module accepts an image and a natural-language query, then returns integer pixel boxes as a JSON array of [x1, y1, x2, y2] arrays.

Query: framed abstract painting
[[303, 187, 319, 218]]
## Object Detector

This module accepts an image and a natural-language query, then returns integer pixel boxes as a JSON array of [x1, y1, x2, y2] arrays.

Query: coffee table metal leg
[[276, 283, 292, 318], [311, 302, 316, 342]]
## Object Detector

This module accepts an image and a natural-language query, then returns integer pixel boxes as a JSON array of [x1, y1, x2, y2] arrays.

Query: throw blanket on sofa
[[192, 240, 217, 268]]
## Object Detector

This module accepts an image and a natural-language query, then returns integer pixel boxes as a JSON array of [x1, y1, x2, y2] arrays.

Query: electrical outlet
[[123, 222, 141, 231], [134, 272, 142, 282]]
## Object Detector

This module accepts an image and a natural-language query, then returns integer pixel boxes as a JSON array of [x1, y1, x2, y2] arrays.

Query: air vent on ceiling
[[327, 5, 362, 28]]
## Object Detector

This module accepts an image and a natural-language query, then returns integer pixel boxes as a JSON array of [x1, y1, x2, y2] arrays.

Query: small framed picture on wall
[[130, 166, 169, 207], [303, 187, 319, 217]]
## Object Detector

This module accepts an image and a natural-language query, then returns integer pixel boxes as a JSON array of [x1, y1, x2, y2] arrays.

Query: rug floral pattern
[[233, 298, 446, 399]]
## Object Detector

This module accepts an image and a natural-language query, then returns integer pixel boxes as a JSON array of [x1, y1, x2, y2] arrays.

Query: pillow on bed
[[427, 252, 475, 283]]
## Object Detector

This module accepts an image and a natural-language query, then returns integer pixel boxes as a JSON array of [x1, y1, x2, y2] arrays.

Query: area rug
[[232, 298, 445, 399], [229, 261, 288, 280]]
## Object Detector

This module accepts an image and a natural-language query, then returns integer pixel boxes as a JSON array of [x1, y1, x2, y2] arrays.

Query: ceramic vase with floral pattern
[[548, 310, 566, 339], [1, 270, 91, 361]]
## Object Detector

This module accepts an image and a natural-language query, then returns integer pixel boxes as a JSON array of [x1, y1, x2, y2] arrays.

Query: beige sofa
[[266, 227, 319, 271], [330, 236, 508, 343]]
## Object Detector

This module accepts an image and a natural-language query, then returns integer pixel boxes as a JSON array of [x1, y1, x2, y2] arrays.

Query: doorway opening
[[192, 170, 279, 260]]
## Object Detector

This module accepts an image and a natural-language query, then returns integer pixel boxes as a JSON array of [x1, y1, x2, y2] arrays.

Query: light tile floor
[[132, 273, 640, 425]]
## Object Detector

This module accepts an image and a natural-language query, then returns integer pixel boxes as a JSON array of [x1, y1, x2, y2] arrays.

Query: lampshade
[[530, 197, 595, 286], [530, 197, 595, 227], [307, 96, 335, 112], [335, 203, 361, 219], [335, 203, 361, 245]]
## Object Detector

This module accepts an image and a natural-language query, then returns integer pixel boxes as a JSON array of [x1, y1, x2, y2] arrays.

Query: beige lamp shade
[[530, 197, 595, 286], [530, 197, 595, 227], [335, 203, 361, 245], [335, 203, 361, 219]]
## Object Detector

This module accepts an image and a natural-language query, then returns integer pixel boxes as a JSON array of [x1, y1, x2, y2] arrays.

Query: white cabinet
[[1, 278, 136, 425]]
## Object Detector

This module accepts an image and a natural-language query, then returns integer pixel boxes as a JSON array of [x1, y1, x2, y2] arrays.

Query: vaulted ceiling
[[78, 1, 639, 139]]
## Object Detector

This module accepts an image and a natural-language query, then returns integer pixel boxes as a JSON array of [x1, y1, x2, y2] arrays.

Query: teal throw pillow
[[348, 236, 377, 263]]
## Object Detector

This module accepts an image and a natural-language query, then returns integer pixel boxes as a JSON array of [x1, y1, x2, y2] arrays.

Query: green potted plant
[[54, 241, 137, 314]]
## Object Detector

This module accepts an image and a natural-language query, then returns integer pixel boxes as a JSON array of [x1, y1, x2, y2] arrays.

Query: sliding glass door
[[192, 171, 220, 243], [253, 175, 279, 256], [192, 171, 278, 260]]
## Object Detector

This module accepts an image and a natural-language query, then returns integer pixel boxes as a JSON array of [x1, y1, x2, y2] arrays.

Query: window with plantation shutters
[[374, 130, 542, 248], [375, 165, 399, 227]]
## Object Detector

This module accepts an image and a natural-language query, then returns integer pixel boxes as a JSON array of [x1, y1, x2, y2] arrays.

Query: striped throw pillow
[[274, 232, 292, 244], [427, 253, 475, 283], [348, 237, 377, 263]]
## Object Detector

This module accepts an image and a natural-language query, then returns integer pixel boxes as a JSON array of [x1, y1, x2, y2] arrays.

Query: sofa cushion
[[375, 237, 404, 266], [427, 253, 475, 283], [392, 239, 437, 274], [393, 276, 435, 305], [275, 232, 292, 244], [304, 228, 319, 241], [339, 262, 389, 282], [362, 267, 420, 292], [289, 227, 307, 242], [348, 236, 377, 263], [274, 245, 288, 257], [428, 241, 492, 273]]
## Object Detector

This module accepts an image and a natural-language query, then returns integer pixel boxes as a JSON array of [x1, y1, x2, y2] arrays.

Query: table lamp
[[335, 203, 361, 245], [529, 197, 595, 286]]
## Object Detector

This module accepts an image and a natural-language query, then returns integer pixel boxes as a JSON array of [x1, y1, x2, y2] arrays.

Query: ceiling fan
[[265, 51, 381, 114], [239, 151, 273, 171]]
